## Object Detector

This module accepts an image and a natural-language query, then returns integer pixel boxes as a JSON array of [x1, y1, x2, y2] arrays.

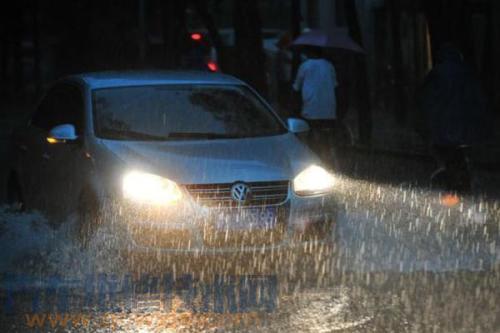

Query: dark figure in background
[[418, 44, 491, 193], [292, 46, 338, 166]]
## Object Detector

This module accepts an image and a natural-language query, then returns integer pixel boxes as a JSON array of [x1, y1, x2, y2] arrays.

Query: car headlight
[[293, 165, 335, 196], [122, 171, 182, 205]]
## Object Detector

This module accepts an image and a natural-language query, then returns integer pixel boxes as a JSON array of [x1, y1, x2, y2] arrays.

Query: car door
[[38, 83, 87, 219]]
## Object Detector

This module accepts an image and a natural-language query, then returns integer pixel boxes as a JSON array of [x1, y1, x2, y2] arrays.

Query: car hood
[[99, 134, 320, 184]]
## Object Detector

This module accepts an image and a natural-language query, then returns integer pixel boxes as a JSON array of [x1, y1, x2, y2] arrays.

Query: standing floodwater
[[1, 153, 499, 332]]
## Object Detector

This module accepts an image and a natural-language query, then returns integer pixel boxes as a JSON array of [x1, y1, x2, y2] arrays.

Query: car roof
[[68, 71, 246, 89]]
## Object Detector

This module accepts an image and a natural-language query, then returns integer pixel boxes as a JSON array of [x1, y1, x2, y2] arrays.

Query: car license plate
[[215, 207, 278, 230]]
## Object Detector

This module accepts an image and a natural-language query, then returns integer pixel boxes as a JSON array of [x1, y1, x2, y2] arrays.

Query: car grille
[[184, 181, 289, 207]]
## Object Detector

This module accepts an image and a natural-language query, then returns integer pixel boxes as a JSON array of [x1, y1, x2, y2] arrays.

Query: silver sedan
[[8, 71, 337, 253]]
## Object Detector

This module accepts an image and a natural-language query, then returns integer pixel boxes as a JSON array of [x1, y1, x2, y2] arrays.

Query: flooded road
[[1, 172, 499, 332]]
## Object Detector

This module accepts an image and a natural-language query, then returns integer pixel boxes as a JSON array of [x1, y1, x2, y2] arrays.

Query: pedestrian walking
[[292, 46, 338, 165]]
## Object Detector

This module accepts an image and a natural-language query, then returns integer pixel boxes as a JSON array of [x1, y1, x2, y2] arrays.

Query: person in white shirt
[[293, 46, 338, 164]]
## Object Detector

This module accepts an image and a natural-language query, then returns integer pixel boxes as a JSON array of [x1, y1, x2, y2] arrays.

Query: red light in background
[[191, 33, 202, 41], [207, 61, 218, 72]]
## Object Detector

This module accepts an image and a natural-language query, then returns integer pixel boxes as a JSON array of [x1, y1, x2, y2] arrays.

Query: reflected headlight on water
[[441, 193, 460, 207], [293, 165, 336, 196], [122, 171, 182, 205]]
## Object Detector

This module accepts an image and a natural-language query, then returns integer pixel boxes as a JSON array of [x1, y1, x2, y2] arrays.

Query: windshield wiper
[[165, 132, 248, 140], [101, 129, 170, 141], [101, 129, 276, 141]]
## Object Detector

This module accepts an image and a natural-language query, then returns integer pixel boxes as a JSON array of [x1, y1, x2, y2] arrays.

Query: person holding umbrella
[[292, 45, 338, 164], [291, 29, 364, 165]]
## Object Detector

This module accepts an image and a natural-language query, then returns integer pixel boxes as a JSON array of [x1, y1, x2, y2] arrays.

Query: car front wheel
[[76, 190, 101, 248]]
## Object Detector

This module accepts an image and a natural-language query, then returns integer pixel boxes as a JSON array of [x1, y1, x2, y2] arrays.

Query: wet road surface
[[1, 168, 500, 332]]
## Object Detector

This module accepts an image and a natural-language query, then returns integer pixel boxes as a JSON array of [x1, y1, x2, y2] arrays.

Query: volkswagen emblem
[[231, 182, 251, 203]]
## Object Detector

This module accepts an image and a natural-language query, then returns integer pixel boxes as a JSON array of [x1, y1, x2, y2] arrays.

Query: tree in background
[[0, 0, 271, 98], [493, 0, 500, 111], [388, 0, 407, 125], [422, 0, 499, 114], [0, 2, 25, 100], [161, 0, 189, 69], [343, 0, 372, 145], [232, 0, 268, 96]]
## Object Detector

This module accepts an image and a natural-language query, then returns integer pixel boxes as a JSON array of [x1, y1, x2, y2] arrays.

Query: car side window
[[56, 85, 85, 134], [31, 88, 57, 131], [31, 83, 84, 134]]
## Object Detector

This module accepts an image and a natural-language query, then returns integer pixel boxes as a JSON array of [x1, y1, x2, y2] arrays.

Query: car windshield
[[92, 84, 286, 140]]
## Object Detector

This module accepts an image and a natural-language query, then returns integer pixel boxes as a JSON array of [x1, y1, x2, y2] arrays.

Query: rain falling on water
[[1, 171, 499, 332]]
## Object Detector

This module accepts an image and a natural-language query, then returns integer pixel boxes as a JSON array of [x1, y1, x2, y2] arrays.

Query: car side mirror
[[47, 124, 78, 144], [287, 118, 310, 133]]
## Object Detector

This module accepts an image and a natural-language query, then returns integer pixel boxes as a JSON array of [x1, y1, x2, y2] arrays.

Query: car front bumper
[[114, 192, 337, 254]]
